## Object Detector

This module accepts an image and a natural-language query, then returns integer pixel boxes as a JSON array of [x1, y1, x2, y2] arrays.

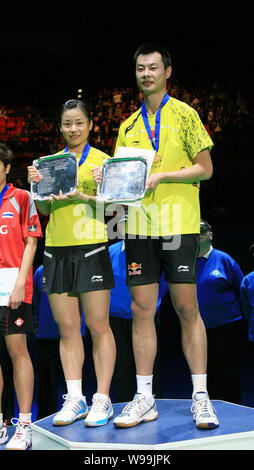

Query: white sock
[[19, 413, 32, 424], [0, 412, 3, 427], [66, 379, 83, 398], [191, 374, 207, 397], [136, 375, 154, 403]]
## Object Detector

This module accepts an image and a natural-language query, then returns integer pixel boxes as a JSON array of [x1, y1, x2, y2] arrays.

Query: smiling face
[[135, 51, 172, 97], [60, 106, 93, 152]]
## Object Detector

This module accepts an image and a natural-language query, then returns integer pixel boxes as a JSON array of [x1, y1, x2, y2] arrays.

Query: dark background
[[1, 0, 253, 105]]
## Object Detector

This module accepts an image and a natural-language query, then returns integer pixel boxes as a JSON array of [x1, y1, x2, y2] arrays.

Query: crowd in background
[[0, 79, 253, 225]]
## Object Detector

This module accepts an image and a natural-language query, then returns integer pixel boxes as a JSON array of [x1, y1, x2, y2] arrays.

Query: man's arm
[[145, 149, 213, 190]]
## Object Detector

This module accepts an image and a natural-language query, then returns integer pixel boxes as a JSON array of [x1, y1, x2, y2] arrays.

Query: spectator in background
[[240, 244, 254, 375], [197, 220, 246, 404]]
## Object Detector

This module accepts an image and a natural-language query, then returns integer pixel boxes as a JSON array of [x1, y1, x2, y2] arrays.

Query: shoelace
[[91, 397, 110, 413], [191, 398, 214, 416], [10, 418, 30, 440], [61, 394, 84, 413], [122, 395, 147, 414]]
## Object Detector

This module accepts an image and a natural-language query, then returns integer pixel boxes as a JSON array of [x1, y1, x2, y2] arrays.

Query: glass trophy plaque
[[30, 152, 78, 200], [97, 156, 148, 203]]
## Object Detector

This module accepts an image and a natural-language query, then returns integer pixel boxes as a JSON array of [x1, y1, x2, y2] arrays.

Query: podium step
[[30, 399, 254, 450]]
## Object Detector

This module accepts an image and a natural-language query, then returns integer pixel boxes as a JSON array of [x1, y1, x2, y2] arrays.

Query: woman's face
[[0, 161, 10, 189], [60, 106, 93, 150]]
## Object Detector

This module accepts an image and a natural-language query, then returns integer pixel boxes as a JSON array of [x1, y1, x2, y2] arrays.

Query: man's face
[[199, 229, 212, 254], [135, 52, 172, 96]]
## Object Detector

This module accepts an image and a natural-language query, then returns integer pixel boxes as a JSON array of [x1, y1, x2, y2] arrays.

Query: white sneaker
[[53, 394, 88, 426], [114, 393, 158, 428], [0, 421, 9, 445], [191, 392, 219, 429], [84, 393, 113, 427], [5, 419, 32, 450]]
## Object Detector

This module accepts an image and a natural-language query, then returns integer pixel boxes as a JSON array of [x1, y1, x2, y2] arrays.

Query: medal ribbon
[[141, 93, 170, 151], [0, 184, 8, 209], [64, 142, 91, 167]]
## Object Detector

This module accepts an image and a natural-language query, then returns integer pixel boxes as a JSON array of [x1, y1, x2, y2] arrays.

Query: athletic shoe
[[84, 393, 113, 427], [5, 419, 32, 450], [191, 391, 219, 429], [0, 421, 8, 445], [114, 393, 158, 428], [53, 394, 88, 426]]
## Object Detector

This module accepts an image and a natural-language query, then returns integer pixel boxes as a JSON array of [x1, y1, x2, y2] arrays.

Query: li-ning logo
[[14, 318, 24, 327], [178, 265, 190, 272], [91, 275, 103, 282]]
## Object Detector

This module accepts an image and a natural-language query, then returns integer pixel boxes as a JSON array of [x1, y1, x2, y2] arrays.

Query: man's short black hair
[[134, 43, 172, 69], [0, 142, 13, 168]]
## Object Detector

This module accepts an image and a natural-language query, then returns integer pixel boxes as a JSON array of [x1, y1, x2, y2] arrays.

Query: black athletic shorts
[[125, 234, 200, 285], [42, 243, 115, 294], [0, 303, 34, 336]]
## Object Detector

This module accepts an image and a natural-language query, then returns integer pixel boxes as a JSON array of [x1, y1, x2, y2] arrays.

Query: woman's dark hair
[[0, 142, 13, 167], [59, 99, 91, 124], [134, 43, 172, 70]]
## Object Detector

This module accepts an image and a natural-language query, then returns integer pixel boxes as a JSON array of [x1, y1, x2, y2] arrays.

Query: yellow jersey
[[45, 146, 109, 247], [114, 96, 213, 236]]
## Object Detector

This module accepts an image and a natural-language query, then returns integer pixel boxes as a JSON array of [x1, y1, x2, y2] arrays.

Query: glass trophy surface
[[97, 156, 148, 203], [30, 152, 78, 200]]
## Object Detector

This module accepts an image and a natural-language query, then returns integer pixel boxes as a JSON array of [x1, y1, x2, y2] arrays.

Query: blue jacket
[[240, 271, 254, 342], [33, 265, 86, 339], [197, 248, 243, 329], [109, 241, 168, 319]]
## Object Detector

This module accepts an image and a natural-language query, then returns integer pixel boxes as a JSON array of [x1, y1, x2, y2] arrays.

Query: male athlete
[[111, 43, 219, 429]]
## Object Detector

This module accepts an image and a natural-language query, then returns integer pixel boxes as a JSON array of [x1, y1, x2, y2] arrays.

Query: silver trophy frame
[[30, 152, 78, 200], [97, 156, 148, 203]]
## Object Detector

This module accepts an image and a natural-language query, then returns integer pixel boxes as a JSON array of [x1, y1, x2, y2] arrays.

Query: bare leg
[[169, 283, 207, 374], [5, 334, 33, 414], [48, 293, 84, 380], [80, 289, 115, 396], [129, 283, 159, 376]]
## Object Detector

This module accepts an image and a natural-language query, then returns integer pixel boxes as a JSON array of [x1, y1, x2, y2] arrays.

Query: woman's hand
[[50, 189, 89, 203], [92, 166, 102, 185], [27, 166, 43, 183]]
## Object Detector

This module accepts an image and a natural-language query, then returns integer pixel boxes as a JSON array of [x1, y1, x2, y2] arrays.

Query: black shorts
[[0, 303, 34, 336], [125, 234, 200, 285], [43, 243, 115, 294]]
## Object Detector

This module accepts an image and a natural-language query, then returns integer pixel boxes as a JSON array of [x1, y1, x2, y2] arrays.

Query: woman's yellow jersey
[[45, 146, 109, 247]]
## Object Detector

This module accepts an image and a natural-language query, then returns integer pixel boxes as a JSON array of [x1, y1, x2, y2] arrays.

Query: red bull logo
[[128, 261, 142, 276]]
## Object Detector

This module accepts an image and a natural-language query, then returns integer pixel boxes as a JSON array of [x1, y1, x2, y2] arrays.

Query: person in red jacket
[[0, 142, 42, 450]]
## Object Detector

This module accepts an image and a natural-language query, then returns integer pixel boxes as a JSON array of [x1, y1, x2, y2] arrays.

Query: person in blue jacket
[[33, 265, 86, 419], [197, 220, 246, 404], [108, 215, 168, 403], [240, 245, 254, 367]]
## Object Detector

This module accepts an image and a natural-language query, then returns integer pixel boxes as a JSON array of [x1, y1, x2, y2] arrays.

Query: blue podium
[[30, 399, 254, 450]]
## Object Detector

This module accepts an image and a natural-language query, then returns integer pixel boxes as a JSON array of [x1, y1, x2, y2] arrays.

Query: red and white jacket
[[0, 184, 43, 304]]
